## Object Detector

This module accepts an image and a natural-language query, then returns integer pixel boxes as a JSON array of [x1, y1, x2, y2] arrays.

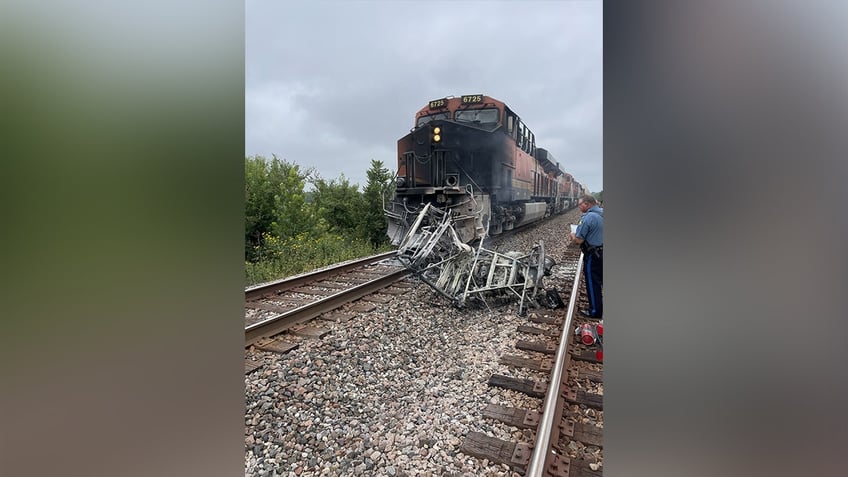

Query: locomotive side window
[[517, 121, 525, 149], [417, 112, 449, 127], [522, 127, 529, 153], [507, 115, 514, 134]]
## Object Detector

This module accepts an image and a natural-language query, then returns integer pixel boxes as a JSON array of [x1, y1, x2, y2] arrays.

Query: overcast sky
[[246, 1, 602, 192]]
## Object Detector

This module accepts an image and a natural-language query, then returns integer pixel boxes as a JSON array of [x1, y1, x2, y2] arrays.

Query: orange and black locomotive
[[385, 94, 586, 245]]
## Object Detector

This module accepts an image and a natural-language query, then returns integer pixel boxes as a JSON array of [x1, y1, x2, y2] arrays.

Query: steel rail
[[525, 252, 585, 476], [245, 268, 409, 346], [245, 250, 398, 301]]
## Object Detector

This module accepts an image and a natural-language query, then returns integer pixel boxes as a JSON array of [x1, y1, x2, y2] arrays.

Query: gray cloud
[[247, 0, 602, 191]]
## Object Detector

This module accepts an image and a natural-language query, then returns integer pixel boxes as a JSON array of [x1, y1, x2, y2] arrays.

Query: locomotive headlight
[[433, 134, 441, 142], [432, 126, 441, 143]]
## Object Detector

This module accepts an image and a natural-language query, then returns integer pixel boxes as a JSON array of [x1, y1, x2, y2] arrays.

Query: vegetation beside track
[[245, 155, 395, 286]]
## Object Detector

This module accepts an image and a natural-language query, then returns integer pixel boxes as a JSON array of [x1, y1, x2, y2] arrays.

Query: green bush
[[243, 156, 396, 287]]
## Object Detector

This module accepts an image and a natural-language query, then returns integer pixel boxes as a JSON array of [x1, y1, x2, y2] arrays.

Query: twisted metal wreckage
[[395, 203, 557, 315]]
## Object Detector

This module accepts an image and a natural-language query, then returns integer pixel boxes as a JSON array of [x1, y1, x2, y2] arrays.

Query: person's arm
[[571, 215, 593, 244], [570, 225, 586, 244]]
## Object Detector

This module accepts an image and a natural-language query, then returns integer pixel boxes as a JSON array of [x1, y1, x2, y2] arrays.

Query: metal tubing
[[525, 252, 585, 476]]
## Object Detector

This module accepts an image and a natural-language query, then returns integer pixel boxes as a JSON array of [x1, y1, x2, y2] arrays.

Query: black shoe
[[579, 309, 601, 319]]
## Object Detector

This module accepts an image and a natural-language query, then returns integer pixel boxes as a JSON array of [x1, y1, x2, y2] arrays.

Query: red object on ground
[[580, 323, 595, 345], [596, 321, 603, 336]]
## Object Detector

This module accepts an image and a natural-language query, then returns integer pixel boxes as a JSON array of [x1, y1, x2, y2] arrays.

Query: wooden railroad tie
[[488, 366, 602, 407], [499, 354, 553, 372], [291, 286, 332, 296], [571, 349, 603, 364], [460, 432, 602, 477], [291, 326, 331, 339], [563, 388, 603, 410], [390, 281, 417, 289], [516, 340, 557, 355], [348, 302, 377, 312], [573, 367, 603, 383], [254, 339, 299, 354], [319, 311, 355, 323], [361, 294, 393, 304], [459, 432, 531, 473], [559, 418, 604, 448], [517, 324, 559, 337], [314, 281, 350, 290], [245, 302, 302, 313], [550, 455, 604, 477], [244, 359, 264, 374], [528, 314, 560, 325], [345, 271, 378, 278], [488, 374, 547, 398], [481, 404, 539, 429], [379, 287, 409, 295]]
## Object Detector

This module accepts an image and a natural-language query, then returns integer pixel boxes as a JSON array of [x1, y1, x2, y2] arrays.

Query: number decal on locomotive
[[429, 98, 447, 109], [461, 95, 483, 104]]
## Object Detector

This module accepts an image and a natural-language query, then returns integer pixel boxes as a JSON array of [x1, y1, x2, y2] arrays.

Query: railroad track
[[460, 250, 605, 476], [243, 211, 603, 474], [244, 251, 411, 347]]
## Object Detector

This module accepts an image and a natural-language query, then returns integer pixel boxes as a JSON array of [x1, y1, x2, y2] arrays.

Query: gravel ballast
[[245, 209, 588, 476]]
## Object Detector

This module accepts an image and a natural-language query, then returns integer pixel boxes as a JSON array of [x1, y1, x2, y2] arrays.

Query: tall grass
[[245, 232, 394, 287]]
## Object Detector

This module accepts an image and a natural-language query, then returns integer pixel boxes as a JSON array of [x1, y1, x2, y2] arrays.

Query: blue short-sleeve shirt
[[575, 205, 603, 247]]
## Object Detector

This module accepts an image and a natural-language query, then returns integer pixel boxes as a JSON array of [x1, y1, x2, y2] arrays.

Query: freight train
[[385, 94, 587, 245]]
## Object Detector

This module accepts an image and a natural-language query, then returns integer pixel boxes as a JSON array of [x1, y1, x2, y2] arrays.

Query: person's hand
[[569, 232, 576, 240]]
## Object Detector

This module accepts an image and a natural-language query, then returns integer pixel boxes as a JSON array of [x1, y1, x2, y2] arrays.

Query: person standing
[[570, 194, 603, 318]]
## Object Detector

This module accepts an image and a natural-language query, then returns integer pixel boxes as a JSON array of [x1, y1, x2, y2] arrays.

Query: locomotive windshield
[[417, 112, 449, 127], [455, 108, 499, 129]]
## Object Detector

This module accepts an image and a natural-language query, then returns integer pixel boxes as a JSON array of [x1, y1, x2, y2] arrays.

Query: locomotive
[[385, 94, 587, 245]]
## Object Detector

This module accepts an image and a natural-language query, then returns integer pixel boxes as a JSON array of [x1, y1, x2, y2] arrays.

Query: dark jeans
[[583, 249, 603, 317]]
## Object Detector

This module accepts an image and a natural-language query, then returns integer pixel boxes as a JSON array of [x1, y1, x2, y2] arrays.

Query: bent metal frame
[[396, 203, 547, 315]]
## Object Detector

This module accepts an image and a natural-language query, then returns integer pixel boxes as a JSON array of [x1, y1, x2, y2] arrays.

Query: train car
[[385, 94, 581, 245], [559, 172, 585, 209]]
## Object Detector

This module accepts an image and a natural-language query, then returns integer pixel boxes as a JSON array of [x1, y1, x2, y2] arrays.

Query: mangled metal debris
[[396, 204, 553, 314]]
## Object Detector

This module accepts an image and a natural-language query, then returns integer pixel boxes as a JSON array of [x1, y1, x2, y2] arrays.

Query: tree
[[359, 159, 395, 247], [310, 174, 364, 237], [593, 190, 603, 204], [244, 155, 313, 261], [269, 157, 314, 241], [245, 155, 273, 260]]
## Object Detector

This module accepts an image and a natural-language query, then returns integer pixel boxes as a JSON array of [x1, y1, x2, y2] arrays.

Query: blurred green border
[[2, 2, 245, 476]]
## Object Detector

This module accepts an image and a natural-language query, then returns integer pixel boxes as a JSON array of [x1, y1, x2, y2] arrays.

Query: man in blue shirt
[[570, 194, 603, 318]]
